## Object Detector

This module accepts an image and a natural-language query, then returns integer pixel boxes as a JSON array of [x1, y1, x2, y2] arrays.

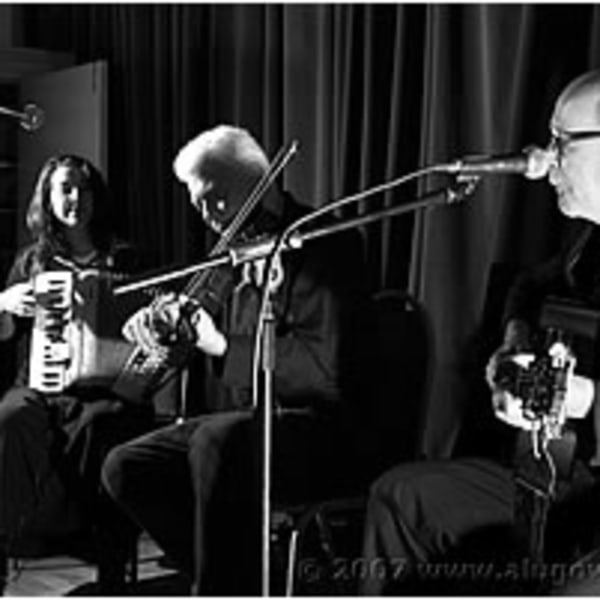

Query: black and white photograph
[[2, 2, 600, 596]]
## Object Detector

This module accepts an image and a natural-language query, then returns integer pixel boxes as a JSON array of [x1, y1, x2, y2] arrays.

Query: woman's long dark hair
[[25, 155, 114, 272]]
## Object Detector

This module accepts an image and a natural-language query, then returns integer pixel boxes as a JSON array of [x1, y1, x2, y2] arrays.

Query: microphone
[[20, 103, 45, 132], [436, 145, 554, 180], [0, 103, 45, 132]]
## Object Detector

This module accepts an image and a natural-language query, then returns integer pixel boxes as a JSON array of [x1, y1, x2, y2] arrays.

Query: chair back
[[367, 289, 432, 471]]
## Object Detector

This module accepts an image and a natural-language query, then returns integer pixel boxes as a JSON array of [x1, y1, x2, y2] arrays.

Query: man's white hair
[[173, 125, 269, 183]]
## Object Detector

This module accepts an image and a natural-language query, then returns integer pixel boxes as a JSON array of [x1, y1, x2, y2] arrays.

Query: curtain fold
[[21, 3, 600, 458]]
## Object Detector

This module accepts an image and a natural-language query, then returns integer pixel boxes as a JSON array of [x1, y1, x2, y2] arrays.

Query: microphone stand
[[252, 176, 480, 597], [256, 253, 283, 597]]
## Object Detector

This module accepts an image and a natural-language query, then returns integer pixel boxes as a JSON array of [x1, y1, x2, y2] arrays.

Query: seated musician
[[101, 125, 372, 594], [0, 155, 154, 594], [360, 69, 600, 595]]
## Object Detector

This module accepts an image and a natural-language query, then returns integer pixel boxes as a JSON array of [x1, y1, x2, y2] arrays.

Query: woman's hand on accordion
[[0, 282, 36, 317], [0, 282, 35, 341], [121, 294, 227, 357], [188, 303, 228, 357]]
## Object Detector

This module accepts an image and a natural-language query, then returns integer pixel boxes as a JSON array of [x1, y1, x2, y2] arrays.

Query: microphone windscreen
[[21, 103, 45, 132], [525, 146, 554, 180]]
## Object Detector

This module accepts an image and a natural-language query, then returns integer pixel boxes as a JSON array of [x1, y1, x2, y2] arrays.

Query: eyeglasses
[[548, 129, 600, 165]]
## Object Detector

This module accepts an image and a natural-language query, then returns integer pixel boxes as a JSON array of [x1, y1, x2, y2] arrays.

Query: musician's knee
[[187, 412, 250, 472], [188, 417, 227, 457], [102, 443, 138, 503], [370, 462, 429, 505], [368, 461, 455, 531]]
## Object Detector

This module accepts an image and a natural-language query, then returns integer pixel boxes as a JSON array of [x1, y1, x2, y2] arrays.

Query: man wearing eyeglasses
[[360, 70, 600, 596], [548, 73, 600, 224]]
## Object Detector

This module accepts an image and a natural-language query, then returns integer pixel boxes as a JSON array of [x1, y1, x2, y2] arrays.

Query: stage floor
[[4, 533, 191, 596]]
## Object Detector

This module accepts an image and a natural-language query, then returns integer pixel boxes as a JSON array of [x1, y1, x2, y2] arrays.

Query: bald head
[[552, 70, 600, 132], [548, 70, 600, 224]]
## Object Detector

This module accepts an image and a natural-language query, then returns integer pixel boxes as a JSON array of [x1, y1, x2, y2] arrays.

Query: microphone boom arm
[[0, 105, 27, 120], [113, 177, 479, 296]]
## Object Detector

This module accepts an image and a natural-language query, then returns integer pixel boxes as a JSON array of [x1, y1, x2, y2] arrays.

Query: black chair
[[365, 289, 432, 470], [272, 289, 432, 595]]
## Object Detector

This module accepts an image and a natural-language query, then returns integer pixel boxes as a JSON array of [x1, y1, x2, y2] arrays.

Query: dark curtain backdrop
[[21, 3, 600, 458]]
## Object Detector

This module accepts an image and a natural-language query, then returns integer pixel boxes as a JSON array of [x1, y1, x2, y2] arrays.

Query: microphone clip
[[446, 175, 481, 204]]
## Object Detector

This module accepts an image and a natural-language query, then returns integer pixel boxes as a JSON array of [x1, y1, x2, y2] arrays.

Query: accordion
[[539, 296, 600, 380], [28, 270, 169, 403], [494, 297, 599, 440]]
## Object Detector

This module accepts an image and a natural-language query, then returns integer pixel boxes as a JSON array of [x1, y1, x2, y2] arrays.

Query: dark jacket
[[202, 193, 372, 415]]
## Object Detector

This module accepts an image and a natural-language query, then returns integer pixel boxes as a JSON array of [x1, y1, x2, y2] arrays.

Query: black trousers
[[0, 386, 153, 569], [102, 406, 353, 595], [360, 457, 522, 595]]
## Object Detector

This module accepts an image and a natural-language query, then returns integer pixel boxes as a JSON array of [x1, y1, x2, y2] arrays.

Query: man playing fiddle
[[102, 125, 372, 594]]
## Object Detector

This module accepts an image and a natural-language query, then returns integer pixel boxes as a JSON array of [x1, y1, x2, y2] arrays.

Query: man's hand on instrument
[[122, 293, 184, 352], [486, 324, 595, 430], [485, 319, 532, 392], [149, 293, 188, 345], [188, 305, 227, 357], [491, 388, 536, 431], [122, 304, 168, 355], [122, 294, 227, 357], [0, 282, 36, 317], [486, 347, 538, 430], [148, 293, 228, 356], [485, 318, 536, 429]]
